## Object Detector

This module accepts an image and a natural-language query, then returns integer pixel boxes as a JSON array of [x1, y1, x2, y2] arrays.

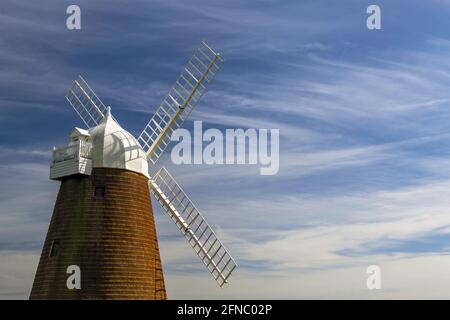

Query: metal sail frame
[[149, 166, 237, 287], [65, 75, 109, 128], [137, 41, 224, 164]]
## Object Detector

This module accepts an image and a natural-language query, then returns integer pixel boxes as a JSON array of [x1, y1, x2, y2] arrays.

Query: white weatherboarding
[[53, 41, 237, 287]]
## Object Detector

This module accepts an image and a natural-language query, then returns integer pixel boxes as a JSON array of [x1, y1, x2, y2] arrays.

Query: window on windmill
[[95, 186, 105, 197], [49, 240, 60, 257]]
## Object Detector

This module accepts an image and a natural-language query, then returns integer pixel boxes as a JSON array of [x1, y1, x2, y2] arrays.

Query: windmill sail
[[149, 166, 237, 287], [66, 75, 108, 128], [138, 41, 224, 164]]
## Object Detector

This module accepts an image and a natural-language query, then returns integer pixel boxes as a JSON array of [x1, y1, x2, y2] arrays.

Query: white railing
[[52, 140, 92, 164]]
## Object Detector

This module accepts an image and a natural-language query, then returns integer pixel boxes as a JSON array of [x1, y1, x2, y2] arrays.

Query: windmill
[[30, 41, 237, 300]]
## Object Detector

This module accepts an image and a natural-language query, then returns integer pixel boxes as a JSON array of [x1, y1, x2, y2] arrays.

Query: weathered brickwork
[[30, 168, 167, 300]]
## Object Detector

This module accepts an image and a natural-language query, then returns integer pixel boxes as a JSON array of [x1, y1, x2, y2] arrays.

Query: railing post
[[52, 146, 56, 164]]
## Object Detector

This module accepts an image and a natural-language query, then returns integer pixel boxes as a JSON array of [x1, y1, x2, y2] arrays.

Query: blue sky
[[4, 0, 450, 298]]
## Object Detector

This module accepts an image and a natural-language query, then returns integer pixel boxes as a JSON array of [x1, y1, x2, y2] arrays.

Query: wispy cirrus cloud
[[3, 0, 450, 299]]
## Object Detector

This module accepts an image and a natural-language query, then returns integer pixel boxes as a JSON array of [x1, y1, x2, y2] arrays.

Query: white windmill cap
[[89, 108, 149, 178]]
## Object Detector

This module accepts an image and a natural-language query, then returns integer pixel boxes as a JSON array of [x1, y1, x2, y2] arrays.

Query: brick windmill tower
[[30, 42, 237, 300]]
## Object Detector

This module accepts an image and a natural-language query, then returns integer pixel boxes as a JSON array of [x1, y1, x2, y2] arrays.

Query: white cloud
[[3, 1, 450, 300], [157, 178, 450, 299], [163, 254, 450, 299], [0, 251, 39, 299]]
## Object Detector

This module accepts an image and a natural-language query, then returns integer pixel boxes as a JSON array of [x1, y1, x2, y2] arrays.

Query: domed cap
[[89, 108, 149, 178]]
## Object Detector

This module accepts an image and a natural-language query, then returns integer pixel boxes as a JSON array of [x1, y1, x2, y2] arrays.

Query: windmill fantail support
[[30, 42, 237, 300]]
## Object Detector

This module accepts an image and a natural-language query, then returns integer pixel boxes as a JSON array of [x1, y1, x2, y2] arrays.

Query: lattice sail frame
[[65, 75, 109, 128], [64, 43, 237, 287], [137, 41, 224, 164], [149, 167, 237, 287]]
